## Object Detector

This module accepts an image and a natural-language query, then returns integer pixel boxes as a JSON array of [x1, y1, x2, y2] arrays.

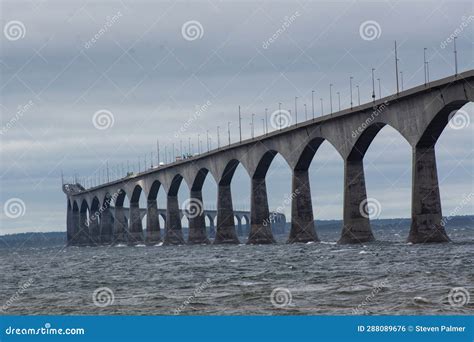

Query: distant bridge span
[[64, 71, 474, 245]]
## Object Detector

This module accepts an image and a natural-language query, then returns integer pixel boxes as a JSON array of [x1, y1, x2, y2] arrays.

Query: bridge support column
[[114, 206, 128, 244], [146, 199, 161, 244], [188, 190, 209, 244], [208, 216, 216, 239], [89, 214, 101, 245], [408, 146, 449, 243], [248, 178, 275, 244], [66, 204, 73, 245], [129, 202, 144, 244], [164, 195, 185, 245], [78, 210, 91, 245], [236, 216, 243, 236], [339, 158, 375, 244], [100, 205, 114, 244], [214, 184, 239, 244], [288, 169, 318, 243], [70, 208, 80, 245]]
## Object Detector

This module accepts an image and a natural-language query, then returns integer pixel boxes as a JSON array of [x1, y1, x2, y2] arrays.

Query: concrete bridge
[[108, 206, 286, 241], [64, 70, 473, 245]]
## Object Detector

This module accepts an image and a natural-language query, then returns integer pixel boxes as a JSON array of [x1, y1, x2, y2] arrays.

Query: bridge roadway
[[64, 70, 474, 245]]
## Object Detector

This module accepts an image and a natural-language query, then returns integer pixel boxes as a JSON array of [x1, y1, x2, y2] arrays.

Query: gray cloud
[[1, 0, 473, 234]]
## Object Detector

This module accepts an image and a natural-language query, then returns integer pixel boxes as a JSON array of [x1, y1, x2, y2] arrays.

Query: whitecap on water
[[413, 296, 430, 304], [359, 250, 368, 254], [115, 244, 126, 247], [154, 242, 164, 247], [320, 241, 337, 245], [135, 244, 146, 247], [306, 241, 315, 245]]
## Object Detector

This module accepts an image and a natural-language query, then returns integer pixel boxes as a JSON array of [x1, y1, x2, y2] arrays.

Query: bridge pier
[[188, 190, 209, 244], [208, 216, 216, 239], [113, 206, 128, 244], [129, 202, 144, 244], [288, 169, 318, 243], [236, 216, 243, 236], [66, 204, 73, 245], [70, 208, 80, 245], [100, 204, 114, 244], [146, 199, 161, 244], [89, 214, 101, 245], [214, 184, 239, 244], [78, 210, 91, 245], [408, 146, 450, 243], [248, 178, 275, 244], [339, 158, 375, 244], [164, 195, 185, 245]]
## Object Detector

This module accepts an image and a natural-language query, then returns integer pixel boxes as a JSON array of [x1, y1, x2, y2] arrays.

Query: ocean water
[[1, 225, 473, 315]]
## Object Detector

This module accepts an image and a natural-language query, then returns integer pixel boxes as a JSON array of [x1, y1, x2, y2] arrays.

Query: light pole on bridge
[[356, 85, 360, 105], [350, 76, 353, 110], [278, 102, 282, 130], [395, 40, 399, 95], [371, 68, 376, 103], [329, 84, 333, 114], [311, 90, 315, 119], [238, 106, 242, 143], [264, 108, 268, 134], [294, 96, 298, 126], [454, 36, 458, 77]]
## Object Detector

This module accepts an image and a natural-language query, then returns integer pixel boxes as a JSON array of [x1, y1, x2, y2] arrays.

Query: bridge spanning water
[[64, 71, 473, 245]]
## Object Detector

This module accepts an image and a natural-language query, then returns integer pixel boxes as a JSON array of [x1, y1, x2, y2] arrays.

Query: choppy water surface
[[1, 225, 473, 315]]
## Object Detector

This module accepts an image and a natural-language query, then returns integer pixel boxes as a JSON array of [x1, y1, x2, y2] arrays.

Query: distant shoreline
[[1, 215, 472, 248]]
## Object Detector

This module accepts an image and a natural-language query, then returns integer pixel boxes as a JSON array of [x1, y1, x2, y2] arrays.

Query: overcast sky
[[1, 0, 473, 235]]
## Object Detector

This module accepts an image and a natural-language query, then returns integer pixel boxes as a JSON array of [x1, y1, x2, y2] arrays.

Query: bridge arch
[[347, 122, 409, 161], [145, 180, 162, 244], [408, 101, 472, 243], [213, 159, 242, 244], [128, 185, 144, 243], [111, 189, 128, 244], [247, 150, 292, 244], [416, 100, 470, 148], [163, 173, 186, 244]]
